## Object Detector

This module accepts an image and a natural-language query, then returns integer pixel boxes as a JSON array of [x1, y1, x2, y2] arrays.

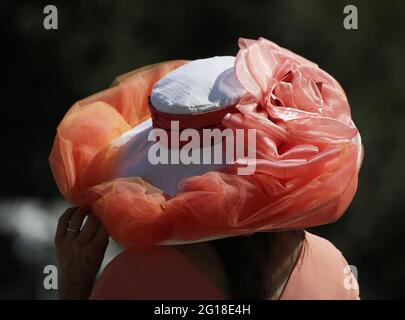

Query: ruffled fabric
[[49, 38, 363, 249]]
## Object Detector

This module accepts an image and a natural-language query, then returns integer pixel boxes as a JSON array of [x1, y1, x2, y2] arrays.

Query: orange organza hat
[[49, 37, 363, 249]]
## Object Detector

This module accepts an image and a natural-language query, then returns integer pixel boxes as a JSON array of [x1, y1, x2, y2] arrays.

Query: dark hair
[[211, 230, 304, 299]]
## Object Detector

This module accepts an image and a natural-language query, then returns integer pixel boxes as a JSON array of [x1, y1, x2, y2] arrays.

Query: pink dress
[[89, 231, 360, 300]]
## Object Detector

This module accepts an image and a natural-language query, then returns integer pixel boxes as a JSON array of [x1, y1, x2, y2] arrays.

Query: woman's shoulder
[[90, 244, 225, 299], [280, 231, 360, 300]]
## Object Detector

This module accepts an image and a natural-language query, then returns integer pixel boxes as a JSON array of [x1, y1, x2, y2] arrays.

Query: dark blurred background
[[1, 0, 404, 299]]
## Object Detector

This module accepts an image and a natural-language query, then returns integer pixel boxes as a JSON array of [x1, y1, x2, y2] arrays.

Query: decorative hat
[[49, 37, 363, 248]]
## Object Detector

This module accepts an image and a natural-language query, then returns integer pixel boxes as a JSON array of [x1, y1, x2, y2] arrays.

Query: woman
[[55, 207, 359, 300], [51, 38, 362, 299]]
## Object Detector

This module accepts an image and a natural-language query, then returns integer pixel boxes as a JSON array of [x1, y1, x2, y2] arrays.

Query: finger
[[92, 225, 110, 248], [65, 206, 88, 240], [55, 207, 76, 242], [77, 214, 101, 243]]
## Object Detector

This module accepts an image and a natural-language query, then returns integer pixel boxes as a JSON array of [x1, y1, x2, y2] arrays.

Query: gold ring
[[67, 227, 80, 233]]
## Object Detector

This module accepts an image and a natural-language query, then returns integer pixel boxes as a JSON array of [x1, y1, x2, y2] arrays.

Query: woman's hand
[[55, 206, 109, 299]]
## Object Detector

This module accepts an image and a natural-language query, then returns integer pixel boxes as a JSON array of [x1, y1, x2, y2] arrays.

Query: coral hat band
[[148, 97, 239, 131]]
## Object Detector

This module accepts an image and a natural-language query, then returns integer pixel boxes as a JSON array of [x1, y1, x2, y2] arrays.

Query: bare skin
[[176, 231, 304, 300], [55, 207, 109, 299], [55, 208, 302, 299], [55, 207, 227, 299]]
